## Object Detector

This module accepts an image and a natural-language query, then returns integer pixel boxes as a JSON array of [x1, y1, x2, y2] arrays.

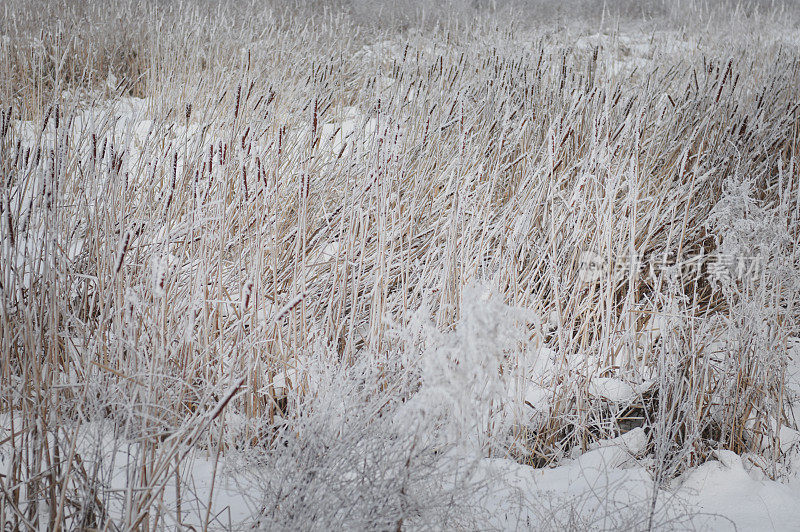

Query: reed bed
[[1, 0, 799, 529]]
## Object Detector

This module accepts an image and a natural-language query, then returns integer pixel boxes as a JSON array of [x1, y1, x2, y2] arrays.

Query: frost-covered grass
[[2, 0, 800, 529]]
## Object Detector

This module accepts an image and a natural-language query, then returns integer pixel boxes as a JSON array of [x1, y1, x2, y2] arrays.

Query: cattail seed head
[[234, 84, 241, 120], [115, 231, 131, 274], [42, 106, 52, 133], [242, 281, 253, 311]]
